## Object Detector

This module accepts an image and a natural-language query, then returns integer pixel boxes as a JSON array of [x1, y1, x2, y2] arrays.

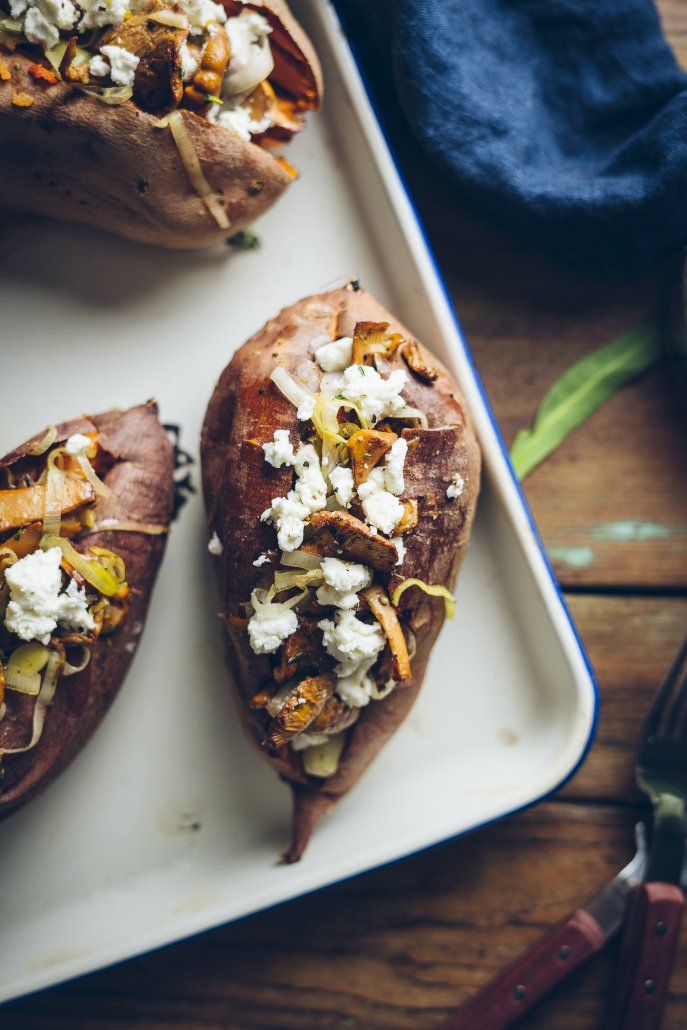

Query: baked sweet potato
[[201, 284, 481, 861], [0, 401, 174, 816], [0, 0, 322, 248]]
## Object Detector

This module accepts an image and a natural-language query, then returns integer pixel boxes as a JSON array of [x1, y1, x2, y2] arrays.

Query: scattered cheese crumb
[[208, 531, 223, 556], [315, 336, 353, 373], [4, 548, 95, 645], [329, 466, 354, 507], [65, 433, 93, 457], [339, 364, 408, 424], [446, 473, 465, 500], [247, 604, 297, 655], [262, 429, 295, 469], [253, 553, 269, 567], [90, 44, 140, 87]]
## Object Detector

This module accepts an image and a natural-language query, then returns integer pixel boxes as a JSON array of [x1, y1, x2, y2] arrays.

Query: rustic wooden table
[[4, 3, 687, 1028]]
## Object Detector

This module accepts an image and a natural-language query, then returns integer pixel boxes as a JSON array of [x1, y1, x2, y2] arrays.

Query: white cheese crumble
[[213, 103, 272, 142], [176, 0, 226, 32], [262, 429, 295, 470], [335, 660, 377, 707], [179, 41, 199, 81], [261, 443, 327, 552], [253, 553, 269, 567], [225, 9, 271, 69], [357, 468, 404, 535], [78, 0, 128, 30], [316, 555, 372, 610], [315, 336, 353, 373], [384, 437, 408, 496], [339, 365, 408, 424], [208, 531, 223, 555], [446, 473, 465, 499], [321, 557, 371, 594], [329, 465, 354, 507], [4, 548, 95, 645], [296, 395, 316, 422], [64, 433, 92, 457], [318, 609, 385, 676], [90, 44, 140, 87], [247, 603, 297, 655], [392, 536, 406, 566], [23, 0, 77, 49]]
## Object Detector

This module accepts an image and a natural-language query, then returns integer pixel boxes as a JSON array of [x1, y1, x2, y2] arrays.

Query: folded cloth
[[337, 0, 687, 275]]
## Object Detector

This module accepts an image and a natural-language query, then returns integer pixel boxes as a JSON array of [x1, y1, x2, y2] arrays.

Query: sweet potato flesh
[[0, 479, 93, 534]]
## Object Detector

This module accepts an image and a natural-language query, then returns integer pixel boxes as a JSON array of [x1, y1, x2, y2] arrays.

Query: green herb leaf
[[227, 228, 261, 251], [510, 321, 661, 481]]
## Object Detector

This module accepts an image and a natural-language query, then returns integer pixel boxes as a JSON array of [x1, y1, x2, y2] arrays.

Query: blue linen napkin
[[336, 0, 687, 275]]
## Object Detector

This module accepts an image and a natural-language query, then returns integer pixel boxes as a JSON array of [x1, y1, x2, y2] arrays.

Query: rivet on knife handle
[[606, 882, 684, 1030], [437, 909, 606, 1030]]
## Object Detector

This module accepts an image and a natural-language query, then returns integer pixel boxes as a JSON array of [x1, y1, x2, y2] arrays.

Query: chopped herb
[[13, 528, 23, 540], [358, 366, 365, 375], [227, 228, 261, 250], [203, 93, 222, 104]]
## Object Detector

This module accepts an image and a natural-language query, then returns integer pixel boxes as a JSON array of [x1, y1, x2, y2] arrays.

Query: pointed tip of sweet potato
[[279, 784, 338, 863]]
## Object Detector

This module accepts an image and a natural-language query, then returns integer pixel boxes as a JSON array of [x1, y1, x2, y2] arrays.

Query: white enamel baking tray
[[0, 0, 597, 1004]]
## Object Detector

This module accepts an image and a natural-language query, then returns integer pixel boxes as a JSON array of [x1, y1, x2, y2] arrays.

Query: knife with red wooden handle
[[606, 882, 684, 1030], [437, 827, 648, 1030]]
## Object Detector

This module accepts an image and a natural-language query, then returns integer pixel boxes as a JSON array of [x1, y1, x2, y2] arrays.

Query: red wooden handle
[[607, 882, 684, 1030], [438, 909, 606, 1030]]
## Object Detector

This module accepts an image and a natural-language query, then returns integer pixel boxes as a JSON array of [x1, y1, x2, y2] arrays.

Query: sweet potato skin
[[0, 0, 322, 248], [0, 401, 174, 816], [201, 286, 481, 859]]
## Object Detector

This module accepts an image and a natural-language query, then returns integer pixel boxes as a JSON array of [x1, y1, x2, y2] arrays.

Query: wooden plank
[[1, 802, 684, 1030], [560, 594, 687, 802]]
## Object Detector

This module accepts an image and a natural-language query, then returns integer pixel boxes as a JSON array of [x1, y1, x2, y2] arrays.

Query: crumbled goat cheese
[[329, 465, 354, 507], [261, 443, 327, 551], [179, 41, 199, 81], [292, 444, 327, 512], [315, 584, 360, 610], [214, 103, 272, 142], [253, 553, 269, 567], [335, 658, 377, 707], [315, 336, 353, 373], [446, 473, 465, 499], [384, 438, 408, 496], [9, 0, 28, 16], [290, 732, 330, 751], [208, 531, 223, 556], [261, 493, 310, 552], [296, 395, 316, 422], [317, 553, 373, 610], [225, 8, 271, 68], [23, 0, 77, 48], [247, 604, 297, 655], [321, 557, 371, 594], [65, 433, 92, 456], [262, 429, 295, 469], [177, 0, 226, 31], [90, 44, 140, 87], [392, 536, 406, 566], [4, 547, 95, 645], [357, 468, 404, 535], [339, 365, 408, 424], [318, 609, 385, 676], [78, 0, 127, 30]]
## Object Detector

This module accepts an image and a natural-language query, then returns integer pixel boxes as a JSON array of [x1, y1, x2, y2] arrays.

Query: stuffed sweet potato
[[0, 0, 321, 247], [201, 284, 481, 861], [0, 401, 174, 816]]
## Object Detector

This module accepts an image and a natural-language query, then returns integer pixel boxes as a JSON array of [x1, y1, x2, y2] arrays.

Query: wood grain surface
[[3, 1, 687, 1028]]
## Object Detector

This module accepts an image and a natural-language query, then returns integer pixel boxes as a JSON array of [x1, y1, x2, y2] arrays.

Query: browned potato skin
[[0, 0, 322, 248], [0, 402, 174, 816], [202, 286, 481, 861]]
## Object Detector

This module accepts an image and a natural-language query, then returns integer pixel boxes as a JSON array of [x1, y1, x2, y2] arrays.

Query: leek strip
[[391, 578, 455, 620], [0, 649, 62, 756], [167, 111, 230, 230]]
